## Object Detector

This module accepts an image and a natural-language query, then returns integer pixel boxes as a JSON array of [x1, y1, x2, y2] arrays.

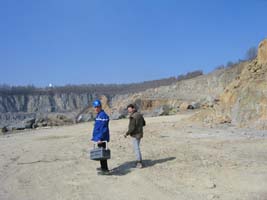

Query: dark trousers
[[98, 143, 108, 171]]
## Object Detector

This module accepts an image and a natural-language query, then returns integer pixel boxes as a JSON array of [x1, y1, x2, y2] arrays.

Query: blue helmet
[[93, 99, 102, 107]]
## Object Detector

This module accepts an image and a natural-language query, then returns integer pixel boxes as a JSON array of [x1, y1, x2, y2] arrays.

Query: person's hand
[[97, 140, 103, 144]]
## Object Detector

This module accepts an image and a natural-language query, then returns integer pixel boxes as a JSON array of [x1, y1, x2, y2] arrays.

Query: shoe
[[97, 170, 111, 176], [136, 162, 143, 169]]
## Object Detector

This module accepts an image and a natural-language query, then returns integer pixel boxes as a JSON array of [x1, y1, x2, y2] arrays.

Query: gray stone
[[23, 118, 36, 129], [110, 108, 127, 120], [76, 113, 94, 122], [155, 105, 170, 116], [205, 180, 216, 189], [0, 126, 8, 134], [191, 102, 201, 109], [7, 117, 36, 131]]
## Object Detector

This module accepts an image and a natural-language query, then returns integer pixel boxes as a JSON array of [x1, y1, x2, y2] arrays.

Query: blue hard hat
[[93, 99, 101, 107]]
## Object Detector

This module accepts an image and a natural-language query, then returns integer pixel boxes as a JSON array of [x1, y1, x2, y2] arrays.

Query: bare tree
[[245, 46, 257, 61], [215, 65, 225, 70], [177, 70, 203, 81], [226, 61, 235, 68]]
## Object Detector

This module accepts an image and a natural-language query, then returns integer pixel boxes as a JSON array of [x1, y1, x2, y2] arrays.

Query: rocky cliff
[[109, 61, 245, 117], [0, 93, 96, 113], [214, 39, 267, 129], [0, 93, 97, 131], [1, 39, 266, 132], [0, 61, 246, 132], [192, 39, 267, 130]]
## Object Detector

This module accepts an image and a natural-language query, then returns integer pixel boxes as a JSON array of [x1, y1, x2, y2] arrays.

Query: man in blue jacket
[[91, 99, 110, 175]]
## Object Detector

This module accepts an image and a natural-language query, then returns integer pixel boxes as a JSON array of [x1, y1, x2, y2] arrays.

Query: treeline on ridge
[[0, 70, 203, 96]]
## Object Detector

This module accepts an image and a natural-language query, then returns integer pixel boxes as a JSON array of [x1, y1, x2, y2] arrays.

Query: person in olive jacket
[[124, 104, 146, 168]]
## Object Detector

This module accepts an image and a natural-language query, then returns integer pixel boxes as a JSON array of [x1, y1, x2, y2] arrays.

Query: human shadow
[[110, 157, 176, 176]]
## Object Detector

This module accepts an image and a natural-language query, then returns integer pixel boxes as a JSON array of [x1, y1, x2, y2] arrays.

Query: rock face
[[0, 61, 246, 130], [215, 59, 267, 129], [0, 93, 96, 131], [1, 39, 266, 131], [196, 39, 267, 130], [109, 62, 245, 118], [258, 39, 267, 64], [0, 93, 95, 113]]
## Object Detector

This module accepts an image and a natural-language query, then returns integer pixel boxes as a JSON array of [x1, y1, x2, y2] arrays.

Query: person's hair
[[127, 104, 135, 109]]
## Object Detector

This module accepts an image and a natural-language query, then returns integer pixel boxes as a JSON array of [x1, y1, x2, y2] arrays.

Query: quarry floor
[[1, 112, 267, 200]]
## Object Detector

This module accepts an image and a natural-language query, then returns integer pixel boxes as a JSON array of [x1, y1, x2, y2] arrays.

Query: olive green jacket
[[126, 111, 146, 139]]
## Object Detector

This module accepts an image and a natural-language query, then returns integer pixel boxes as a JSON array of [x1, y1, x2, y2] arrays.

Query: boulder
[[147, 105, 170, 117], [76, 113, 94, 123], [179, 102, 200, 110], [110, 111, 126, 120], [191, 102, 201, 109], [7, 117, 36, 131], [46, 114, 74, 126], [24, 118, 36, 128], [187, 105, 194, 109], [180, 102, 190, 111], [0, 126, 8, 134], [32, 113, 75, 128]]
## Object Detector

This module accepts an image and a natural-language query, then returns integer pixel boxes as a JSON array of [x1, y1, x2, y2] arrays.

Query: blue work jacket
[[92, 110, 110, 142]]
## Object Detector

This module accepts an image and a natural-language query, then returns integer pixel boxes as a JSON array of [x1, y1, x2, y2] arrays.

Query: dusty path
[[0, 113, 267, 200]]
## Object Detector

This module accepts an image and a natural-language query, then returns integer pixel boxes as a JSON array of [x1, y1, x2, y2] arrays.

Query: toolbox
[[89, 141, 111, 160]]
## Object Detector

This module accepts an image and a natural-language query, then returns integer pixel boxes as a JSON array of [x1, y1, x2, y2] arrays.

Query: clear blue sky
[[1, 0, 267, 87]]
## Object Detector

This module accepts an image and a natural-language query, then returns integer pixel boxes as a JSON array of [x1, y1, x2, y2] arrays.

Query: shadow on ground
[[111, 157, 176, 176]]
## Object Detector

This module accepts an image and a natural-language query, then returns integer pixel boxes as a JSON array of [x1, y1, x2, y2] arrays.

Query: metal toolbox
[[89, 141, 111, 160]]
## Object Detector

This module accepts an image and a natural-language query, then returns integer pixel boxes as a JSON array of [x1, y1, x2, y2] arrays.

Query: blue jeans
[[132, 137, 142, 162]]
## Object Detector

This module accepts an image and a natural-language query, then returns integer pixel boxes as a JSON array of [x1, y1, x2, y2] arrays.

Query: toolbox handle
[[93, 141, 108, 150]]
